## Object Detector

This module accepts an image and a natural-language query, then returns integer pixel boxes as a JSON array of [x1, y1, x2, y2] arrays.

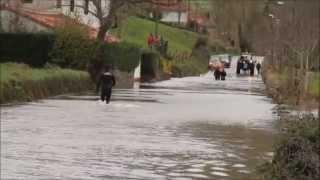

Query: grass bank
[[259, 114, 320, 180], [112, 17, 199, 54], [0, 63, 93, 104], [262, 67, 319, 109]]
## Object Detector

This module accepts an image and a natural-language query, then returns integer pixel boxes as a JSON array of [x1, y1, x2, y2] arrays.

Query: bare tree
[[67, 0, 157, 41]]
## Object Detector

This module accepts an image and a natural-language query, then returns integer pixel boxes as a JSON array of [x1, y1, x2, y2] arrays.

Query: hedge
[[0, 32, 145, 72], [0, 33, 55, 67], [100, 42, 142, 72]]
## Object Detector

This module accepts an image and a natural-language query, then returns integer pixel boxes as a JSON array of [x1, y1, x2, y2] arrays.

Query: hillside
[[112, 17, 199, 54]]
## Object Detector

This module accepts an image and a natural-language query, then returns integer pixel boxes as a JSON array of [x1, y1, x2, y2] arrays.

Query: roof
[[1, 5, 120, 43]]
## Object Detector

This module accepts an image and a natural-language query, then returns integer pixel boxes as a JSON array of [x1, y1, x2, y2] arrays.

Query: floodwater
[[1, 59, 278, 180]]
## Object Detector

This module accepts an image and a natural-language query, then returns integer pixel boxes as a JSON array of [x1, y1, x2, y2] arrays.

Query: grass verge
[[0, 63, 93, 104]]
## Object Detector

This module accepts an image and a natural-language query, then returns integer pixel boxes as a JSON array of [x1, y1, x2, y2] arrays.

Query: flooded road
[[1, 60, 278, 179]]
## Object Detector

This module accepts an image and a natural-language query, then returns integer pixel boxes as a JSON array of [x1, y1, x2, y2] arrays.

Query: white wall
[[1, 10, 50, 32], [22, 0, 57, 10], [161, 11, 188, 23], [61, 0, 110, 29]]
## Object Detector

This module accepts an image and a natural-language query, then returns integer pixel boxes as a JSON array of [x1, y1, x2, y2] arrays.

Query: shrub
[[49, 23, 97, 69], [100, 42, 142, 72], [0, 33, 55, 67], [259, 114, 320, 180], [0, 63, 93, 104]]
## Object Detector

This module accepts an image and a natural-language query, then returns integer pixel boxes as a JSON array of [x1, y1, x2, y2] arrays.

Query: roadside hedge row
[[0, 33, 55, 67], [0, 32, 143, 72]]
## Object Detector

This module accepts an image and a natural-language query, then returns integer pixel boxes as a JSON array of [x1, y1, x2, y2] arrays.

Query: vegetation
[[259, 114, 320, 180], [111, 16, 211, 77], [170, 57, 208, 77], [0, 63, 93, 104], [112, 16, 199, 54], [0, 33, 55, 67], [50, 22, 95, 69]]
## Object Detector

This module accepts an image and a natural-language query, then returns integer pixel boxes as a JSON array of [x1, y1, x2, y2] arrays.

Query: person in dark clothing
[[249, 61, 255, 76], [220, 68, 227, 80], [96, 66, 116, 104], [256, 62, 261, 74], [214, 69, 221, 80]]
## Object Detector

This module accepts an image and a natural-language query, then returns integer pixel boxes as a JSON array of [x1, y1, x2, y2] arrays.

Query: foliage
[[171, 56, 207, 77], [50, 23, 142, 73], [100, 42, 142, 72], [0, 33, 55, 67], [0, 63, 93, 104], [259, 114, 320, 180], [309, 72, 320, 97], [50, 23, 97, 69]]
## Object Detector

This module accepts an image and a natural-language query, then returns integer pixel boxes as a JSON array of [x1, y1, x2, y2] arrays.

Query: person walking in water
[[96, 65, 116, 104], [220, 67, 227, 81], [214, 68, 221, 80], [256, 62, 261, 74]]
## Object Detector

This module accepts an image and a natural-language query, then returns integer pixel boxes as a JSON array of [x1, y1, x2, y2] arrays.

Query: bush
[[259, 114, 320, 180], [100, 42, 142, 72], [171, 56, 207, 77], [50, 23, 97, 69], [0, 63, 93, 104], [0, 33, 55, 67]]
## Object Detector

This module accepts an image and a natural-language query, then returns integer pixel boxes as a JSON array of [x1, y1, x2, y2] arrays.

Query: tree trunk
[[97, 18, 113, 41], [97, 25, 108, 41]]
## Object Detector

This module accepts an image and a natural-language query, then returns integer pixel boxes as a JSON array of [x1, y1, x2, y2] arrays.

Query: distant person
[[249, 60, 255, 76], [256, 62, 261, 74], [220, 68, 227, 81], [214, 69, 221, 80], [96, 65, 116, 104], [147, 33, 155, 49]]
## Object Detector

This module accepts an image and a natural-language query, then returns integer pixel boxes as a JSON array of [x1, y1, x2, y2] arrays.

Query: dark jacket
[[97, 72, 116, 91], [220, 70, 227, 80], [256, 63, 261, 70]]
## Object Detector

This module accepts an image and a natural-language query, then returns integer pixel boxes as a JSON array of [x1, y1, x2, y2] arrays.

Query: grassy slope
[[0, 63, 93, 104], [112, 17, 198, 53]]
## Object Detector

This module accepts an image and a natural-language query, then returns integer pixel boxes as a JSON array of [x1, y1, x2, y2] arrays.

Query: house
[[1, 0, 118, 42], [150, 0, 188, 24], [4, 0, 110, 29]]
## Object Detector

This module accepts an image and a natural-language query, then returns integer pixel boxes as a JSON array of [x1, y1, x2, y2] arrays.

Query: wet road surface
[[1, 60, 278, 180]]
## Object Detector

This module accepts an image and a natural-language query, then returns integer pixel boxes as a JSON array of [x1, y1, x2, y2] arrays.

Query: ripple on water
[[186, 168, 203, 173], [211, 171, 229, 177], [187, 173, 209, 179], [191, 164, 206, 168], [206, 160, 229, 166], [238, 169, 251, 174], [168, 172, 185, 177], [211, 167, 228, 171], [170, 178, 193, 180], [232, 164, 246, 168]]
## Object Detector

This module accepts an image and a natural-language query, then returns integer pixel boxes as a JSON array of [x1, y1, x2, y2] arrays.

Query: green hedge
[[0, 63, 93, 104], [99, 42, 142, 72], [0, 32, 144, 72], [0, 33, 55, 67]]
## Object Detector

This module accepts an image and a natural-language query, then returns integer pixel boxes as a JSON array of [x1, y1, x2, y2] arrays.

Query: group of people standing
[[214, 67, 227, 81], [236, 56, 262, 76], [147, 33, 168, 54]]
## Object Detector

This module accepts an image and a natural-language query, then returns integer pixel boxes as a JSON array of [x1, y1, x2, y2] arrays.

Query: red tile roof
[[1, 5, 120, 43]]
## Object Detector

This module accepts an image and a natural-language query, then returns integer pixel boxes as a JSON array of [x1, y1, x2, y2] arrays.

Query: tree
[[67, 0, 157, 41]]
